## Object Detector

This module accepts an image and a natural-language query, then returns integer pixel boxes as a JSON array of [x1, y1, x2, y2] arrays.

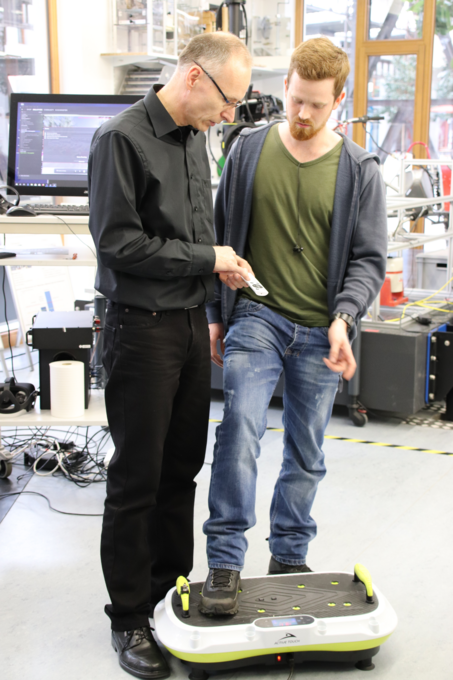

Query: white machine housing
[[154, 571, 398, 664]]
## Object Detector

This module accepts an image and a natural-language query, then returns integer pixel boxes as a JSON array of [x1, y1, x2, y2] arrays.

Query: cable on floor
[[0, 490, 103, 516], [0, 425, 111, 486]]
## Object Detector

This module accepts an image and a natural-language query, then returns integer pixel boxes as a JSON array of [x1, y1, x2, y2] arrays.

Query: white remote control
[[241, 274, 269, 296]]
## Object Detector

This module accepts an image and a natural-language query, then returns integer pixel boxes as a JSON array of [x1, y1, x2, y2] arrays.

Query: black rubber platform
[[172, 572, 379, 627]]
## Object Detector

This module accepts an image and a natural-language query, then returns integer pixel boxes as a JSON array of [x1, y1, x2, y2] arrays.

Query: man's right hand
[[213, 246, 252, 289], [209, 322, 225, 368]]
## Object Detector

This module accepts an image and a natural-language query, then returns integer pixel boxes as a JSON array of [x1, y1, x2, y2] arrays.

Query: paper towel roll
[[50, 360, 85, 418]]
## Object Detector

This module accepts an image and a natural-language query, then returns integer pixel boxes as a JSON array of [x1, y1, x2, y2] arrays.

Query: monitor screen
[[7, 93, 142, 197]]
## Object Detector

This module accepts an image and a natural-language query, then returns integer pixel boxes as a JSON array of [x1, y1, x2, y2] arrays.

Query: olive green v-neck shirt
[[242, 124, 343, 327]]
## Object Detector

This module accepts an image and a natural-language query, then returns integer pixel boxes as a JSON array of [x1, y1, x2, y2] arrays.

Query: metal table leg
[[348, 319, 368, 427]]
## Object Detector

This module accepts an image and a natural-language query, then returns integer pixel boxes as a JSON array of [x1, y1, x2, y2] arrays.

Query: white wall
[[57, 0, 115, 94]]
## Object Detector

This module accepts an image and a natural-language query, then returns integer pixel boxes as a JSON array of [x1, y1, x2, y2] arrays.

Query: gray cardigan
[[206, 123, 388, 337]]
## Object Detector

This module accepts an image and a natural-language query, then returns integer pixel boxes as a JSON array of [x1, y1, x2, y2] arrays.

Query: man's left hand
[[323, 319, 356, 381]]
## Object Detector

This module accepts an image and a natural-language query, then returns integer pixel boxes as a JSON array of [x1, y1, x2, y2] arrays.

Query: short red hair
[[288, 37, 350, 99]]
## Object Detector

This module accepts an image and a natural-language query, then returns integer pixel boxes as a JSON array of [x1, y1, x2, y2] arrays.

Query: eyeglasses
[[193, 60, 243, 109]]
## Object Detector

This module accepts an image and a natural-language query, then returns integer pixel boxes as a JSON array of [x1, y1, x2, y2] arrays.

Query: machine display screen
[[271, 618, 298, 627]]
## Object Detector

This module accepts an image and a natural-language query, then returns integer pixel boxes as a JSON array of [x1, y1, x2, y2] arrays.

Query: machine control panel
[[255, 615, 315, 628]]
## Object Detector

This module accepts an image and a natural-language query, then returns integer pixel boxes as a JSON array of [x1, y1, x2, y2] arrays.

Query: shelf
[[251, 56, 291, 75], [101, 52, 177, 69], [100, 52, 288, 78], [388, 229, 453, 252], [387, 194, 453, 212], [0, 389, 107, 427], [0, 216, 90, 235], [0, 257, 96, 266]]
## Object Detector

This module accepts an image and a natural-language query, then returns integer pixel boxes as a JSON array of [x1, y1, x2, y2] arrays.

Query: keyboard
[[28, 203, 90, 216]]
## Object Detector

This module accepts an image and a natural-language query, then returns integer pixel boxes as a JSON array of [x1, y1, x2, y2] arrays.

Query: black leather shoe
[[199, 568, 241, 615], [268, 556, 313, 575], [111, 626, 170, 679]]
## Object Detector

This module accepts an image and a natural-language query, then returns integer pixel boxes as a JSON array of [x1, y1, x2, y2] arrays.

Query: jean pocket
[[232, 297, 264, 318], [247, 301, 264, 313]]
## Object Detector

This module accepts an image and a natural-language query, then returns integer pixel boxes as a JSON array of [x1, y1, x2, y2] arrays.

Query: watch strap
[[330, 312, 355, 330]]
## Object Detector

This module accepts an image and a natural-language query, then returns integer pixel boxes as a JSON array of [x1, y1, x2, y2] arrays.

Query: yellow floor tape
[[208, 420, 452, 456]]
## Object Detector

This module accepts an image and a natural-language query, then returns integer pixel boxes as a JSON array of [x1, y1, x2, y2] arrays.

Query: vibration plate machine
[[154, 564, 397, 679]]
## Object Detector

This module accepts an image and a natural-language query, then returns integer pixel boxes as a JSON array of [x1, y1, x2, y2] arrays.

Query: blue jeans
[[203, 298, 340, 571]]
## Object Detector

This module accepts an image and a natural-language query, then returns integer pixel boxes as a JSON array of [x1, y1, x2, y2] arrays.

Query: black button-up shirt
[[88, 85, 216, 311]]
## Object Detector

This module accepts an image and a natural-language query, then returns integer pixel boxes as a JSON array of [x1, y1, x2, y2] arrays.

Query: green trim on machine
[[166, 635, 391, 664], [354, 564, 374, 603]]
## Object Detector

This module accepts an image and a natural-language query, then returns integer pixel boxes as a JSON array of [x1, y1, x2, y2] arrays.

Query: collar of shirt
[[144, 84, 199, 143]]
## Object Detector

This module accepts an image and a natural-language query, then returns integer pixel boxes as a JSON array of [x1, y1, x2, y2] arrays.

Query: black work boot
[[268, 556, 313, 575], [111, 626, 170, 679], [199, 568, 241, 615]]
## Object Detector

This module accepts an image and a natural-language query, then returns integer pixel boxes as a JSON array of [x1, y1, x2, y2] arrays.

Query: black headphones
[[0, 377, 38, 415], [0, 185, 20, 215]]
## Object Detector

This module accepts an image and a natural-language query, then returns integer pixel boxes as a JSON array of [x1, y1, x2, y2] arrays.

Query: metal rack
[[368, 157, 453, 322]]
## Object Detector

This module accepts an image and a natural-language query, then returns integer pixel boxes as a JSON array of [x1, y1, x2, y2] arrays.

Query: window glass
[[114, 1, 221, 56], [303, 0, 357, 134], [250, 0, 292, 58], [114, 0, 292, 58], [429, 1, 453, 162], [368, 0, 423, 40], [0, 0, 49, 182], [114, 0, 148, 53], [366, 53, 417, 160]]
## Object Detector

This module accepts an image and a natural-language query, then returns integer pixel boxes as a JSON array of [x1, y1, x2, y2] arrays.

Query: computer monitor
[[7, 93, 142, 197]]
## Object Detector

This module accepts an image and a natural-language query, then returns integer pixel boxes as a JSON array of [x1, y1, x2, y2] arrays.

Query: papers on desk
[[0, 247, 71, 259]]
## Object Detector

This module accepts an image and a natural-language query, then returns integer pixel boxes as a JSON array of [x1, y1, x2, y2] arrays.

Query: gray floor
[[1, 398, 453, 680]]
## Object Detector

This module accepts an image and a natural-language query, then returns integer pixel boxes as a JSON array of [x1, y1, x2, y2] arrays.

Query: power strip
[[24, 442, 86, 471], [24, 445, 58, 471]]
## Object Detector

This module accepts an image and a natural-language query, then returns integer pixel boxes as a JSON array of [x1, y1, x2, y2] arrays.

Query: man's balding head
[[178, 32, 252, 77]]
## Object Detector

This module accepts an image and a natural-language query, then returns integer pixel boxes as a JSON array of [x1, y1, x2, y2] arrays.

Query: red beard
[[289, 116, 323, 141]]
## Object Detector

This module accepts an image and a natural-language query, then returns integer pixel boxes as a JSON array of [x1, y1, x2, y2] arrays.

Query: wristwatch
[[330, 312, 355, 332]]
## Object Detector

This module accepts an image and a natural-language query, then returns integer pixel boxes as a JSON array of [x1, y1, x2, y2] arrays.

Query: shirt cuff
[[190, 244, 216, 277], [206, 302, 222, 324]]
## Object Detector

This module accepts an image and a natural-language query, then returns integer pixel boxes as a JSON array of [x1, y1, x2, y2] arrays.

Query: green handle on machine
[[353, 563, 374, 604], [176, 576, 191, 617]]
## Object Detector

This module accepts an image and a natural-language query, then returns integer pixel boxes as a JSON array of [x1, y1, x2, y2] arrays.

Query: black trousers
[[101, 302, 211, 631]]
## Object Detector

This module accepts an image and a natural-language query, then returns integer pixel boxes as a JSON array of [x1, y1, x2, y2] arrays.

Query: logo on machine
[[275, 633, 300, 645]]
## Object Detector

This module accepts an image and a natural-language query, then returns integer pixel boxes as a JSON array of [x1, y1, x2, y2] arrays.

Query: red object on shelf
[[441, 165, 451, 213], [380, 277, 408, 307]]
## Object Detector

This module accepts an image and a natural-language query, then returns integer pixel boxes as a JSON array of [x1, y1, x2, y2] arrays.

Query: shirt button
[[197, 238, 202, 242], [198, 269, 204, 274], [152, 312, 156, 316], [194, 206, 198, 212], [125, 308, 129, 312], [190, 174, 194, 180]]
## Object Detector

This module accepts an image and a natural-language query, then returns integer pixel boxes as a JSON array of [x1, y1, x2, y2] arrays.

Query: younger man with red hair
[[200, 37, 387, 615]]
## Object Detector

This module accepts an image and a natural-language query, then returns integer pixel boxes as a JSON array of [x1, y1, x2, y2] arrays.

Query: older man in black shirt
[[88, 32, 252, 679]]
